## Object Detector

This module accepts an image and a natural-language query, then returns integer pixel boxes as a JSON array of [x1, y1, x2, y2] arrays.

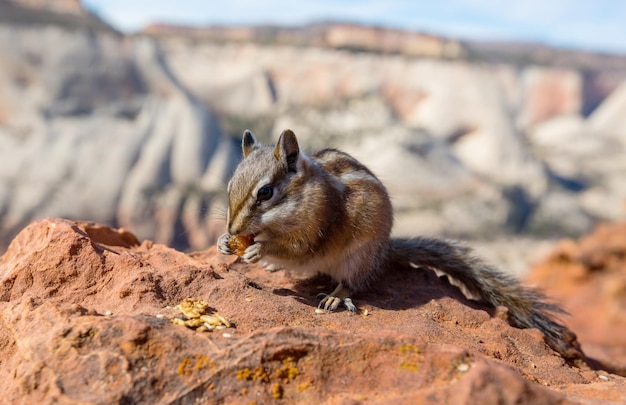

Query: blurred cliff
[[0, 0, 239, 251], [143, 23, 626, 242], [1, 0, 625, 256]]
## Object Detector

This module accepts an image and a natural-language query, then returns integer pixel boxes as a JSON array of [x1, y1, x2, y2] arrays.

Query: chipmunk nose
[[228, 221, 242, 236], [227, 212, 247, 235]]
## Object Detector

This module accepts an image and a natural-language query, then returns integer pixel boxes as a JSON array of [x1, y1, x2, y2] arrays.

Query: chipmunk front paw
[[242, 242, 263, 264], [217, 233, 232, 255]]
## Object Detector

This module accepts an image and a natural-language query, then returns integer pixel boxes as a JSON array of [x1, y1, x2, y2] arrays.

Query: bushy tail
[[388, 237, 583, 360]]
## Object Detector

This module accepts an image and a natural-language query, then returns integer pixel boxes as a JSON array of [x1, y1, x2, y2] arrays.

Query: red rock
[[529, 222, 626, 376], [1, 218, 624, 403]]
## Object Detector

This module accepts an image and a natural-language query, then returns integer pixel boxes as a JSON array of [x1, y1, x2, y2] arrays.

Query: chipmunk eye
[[256, 185, 273, 202]]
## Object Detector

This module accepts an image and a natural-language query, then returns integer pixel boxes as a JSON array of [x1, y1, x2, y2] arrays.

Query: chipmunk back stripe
[[339, 171, 382, 186]]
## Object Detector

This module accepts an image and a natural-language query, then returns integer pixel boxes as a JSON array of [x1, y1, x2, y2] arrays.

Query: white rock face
[[157, 39, 626, 239], [588, 80, 626, 143], [0, 26, 237, 250], [2, 22, 625, 254]]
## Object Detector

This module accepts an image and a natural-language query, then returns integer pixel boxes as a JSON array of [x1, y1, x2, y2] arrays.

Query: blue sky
[[83, 0, 626, 54]]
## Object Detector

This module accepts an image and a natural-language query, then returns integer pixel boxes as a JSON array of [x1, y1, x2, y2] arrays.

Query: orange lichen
[[194, 355, 214, 370], [177, 355, 214, 375], [399, 361, 419, 371], [271, 383, 283, 399], [237, 367, 269, 383], [237, 368, 253, 380], [275, 357, 300, 380], [399, 343, 421, 371], [399, 344, 421, 354], [177, 358, 193, 375]]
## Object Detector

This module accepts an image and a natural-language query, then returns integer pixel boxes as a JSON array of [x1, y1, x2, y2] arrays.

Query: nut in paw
[[228, 234, 255, 257]]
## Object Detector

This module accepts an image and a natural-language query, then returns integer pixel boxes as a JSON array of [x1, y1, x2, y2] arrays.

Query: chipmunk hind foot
[[317, 283, 357, 312]]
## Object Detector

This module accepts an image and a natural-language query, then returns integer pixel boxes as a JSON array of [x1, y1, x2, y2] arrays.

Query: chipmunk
[[217, 129, 582, 360]]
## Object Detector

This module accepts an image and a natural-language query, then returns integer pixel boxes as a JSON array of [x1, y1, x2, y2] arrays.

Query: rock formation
[[1, 4, 626, 263], [0, 11, 238, 252], [3, 0, 85, 15], [529, 221, 626, 376], [143, 22, 465, 59], [1, 218, 625, 403], [154, 35, 626, 240]]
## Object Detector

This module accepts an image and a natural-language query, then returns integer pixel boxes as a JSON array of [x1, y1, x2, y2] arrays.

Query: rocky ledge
[[1, 218, 624, 404]]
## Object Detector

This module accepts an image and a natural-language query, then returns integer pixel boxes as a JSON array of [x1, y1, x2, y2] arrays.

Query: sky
[[82, 0, 626, 55]]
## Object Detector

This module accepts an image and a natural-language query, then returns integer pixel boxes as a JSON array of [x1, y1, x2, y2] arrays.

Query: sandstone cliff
[[1, 5, 626, 259], [143, 22, 465, 59], [0, 0, 112, 31], [152, 35, 626, 241], [0, 12, 238, 251]]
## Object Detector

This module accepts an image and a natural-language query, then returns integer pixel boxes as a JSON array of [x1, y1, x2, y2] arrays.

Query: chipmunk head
[[226, 129, 311, 236]]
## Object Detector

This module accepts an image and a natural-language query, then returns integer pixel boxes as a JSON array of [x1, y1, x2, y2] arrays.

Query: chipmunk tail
[[388, 237, 583, 361]]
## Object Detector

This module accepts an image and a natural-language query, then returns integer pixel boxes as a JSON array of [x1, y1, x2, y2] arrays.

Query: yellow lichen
[[237, 367, 269, 383], [253, 367, 269, 382], [169, 298, 231, 332], [399, 343, 421, 371], [77, 328, 96, 339], [275, 357, 300, 380], [399, 361, 419, 371], [178, 355, 214, 375], [271, 383, 283, 399], [237, 368, 253, 380], [177, 358, 193, 375], [399, 344, 421, 354], [194, 355, 214, 370]]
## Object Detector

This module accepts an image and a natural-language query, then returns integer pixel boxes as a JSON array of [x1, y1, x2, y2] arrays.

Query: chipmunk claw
[[242, 242, 262, 264], [343, 298, 356, 312], [316, 283, 357, 312], [316, 294, 357, 312], [317, 293, 341, 311], [217, 233, 232, 255]]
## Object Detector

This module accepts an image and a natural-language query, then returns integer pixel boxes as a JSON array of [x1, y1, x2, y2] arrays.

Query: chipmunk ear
[[242, 130, 259, 158], [274, 129, 300, 173]]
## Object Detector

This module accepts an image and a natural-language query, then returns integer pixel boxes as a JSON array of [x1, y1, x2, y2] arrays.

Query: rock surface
[[529, 222, 626, 376], [1, 218, 625, 404]]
